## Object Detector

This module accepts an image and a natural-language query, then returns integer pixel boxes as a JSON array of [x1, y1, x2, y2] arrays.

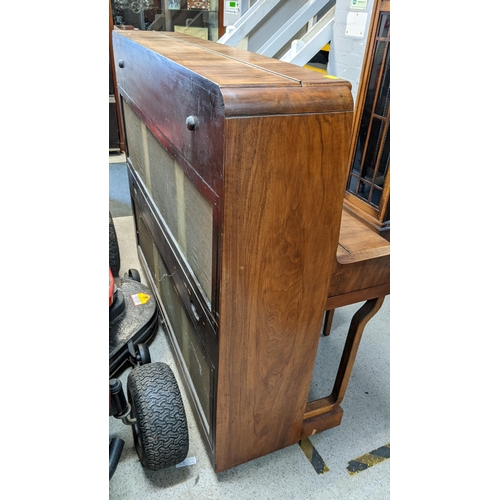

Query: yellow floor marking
[[347, 443, 390, 476], [299, 438, 330, 474]]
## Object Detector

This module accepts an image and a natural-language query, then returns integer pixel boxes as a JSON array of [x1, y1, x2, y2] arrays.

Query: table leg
[[302, 296, 386, 436], [322, 309, 335, 336]]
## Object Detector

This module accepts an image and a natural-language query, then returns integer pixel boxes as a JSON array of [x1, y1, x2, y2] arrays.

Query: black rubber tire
[[127, 363, 189, 470], [109, 214, 120, 277], [137, 344, 151, 365], [126, 268, 141, 283]]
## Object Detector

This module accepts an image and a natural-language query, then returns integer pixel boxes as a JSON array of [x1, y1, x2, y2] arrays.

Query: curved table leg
[[322, 309, 335, 336], [302, 296, 386, 437]]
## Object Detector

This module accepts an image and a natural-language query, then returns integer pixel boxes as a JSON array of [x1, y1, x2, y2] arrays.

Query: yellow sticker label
[[131, 293, 151, 306]]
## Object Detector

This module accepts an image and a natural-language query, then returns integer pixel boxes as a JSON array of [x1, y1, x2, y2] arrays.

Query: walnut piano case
[[112, 30, 383, 472]]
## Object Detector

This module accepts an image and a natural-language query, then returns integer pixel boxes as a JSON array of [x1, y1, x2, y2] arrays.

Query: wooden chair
[[302, 205, 390, 438]]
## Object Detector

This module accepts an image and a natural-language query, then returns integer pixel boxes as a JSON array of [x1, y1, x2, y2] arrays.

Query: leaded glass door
[[344, 0, 390, 239]]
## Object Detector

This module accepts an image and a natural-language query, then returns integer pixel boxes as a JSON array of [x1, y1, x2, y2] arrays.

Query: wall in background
[[327, 0, 375, 103]]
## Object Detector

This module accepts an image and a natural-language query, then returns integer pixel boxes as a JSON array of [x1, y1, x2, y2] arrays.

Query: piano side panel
[[215, 110, 352, 472]]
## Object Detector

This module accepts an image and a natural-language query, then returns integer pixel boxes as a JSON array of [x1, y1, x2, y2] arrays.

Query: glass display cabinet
[[165, 0, 220, 41], [111, 0, 163, 30], [111, 0, 221, 41], [344, 0, 390, 240]]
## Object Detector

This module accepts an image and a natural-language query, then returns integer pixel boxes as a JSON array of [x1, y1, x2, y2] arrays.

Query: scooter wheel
[[126, 269, 141, 283], [109, 214, 120, 277], [137, 344, 151, 365], [127, 363, 189, 470]]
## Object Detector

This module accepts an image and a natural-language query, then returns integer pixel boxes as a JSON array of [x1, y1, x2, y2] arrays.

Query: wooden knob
[[186, 115, 199, 131]]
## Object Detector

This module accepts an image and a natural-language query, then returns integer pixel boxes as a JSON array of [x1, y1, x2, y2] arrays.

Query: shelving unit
[[110, 1, 223, 39], [164, 1, 221, 40]]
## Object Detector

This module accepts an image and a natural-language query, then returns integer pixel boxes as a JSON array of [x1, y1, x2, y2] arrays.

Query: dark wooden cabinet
[[112, 30, 388, 472], [109, 0, 125, 153]]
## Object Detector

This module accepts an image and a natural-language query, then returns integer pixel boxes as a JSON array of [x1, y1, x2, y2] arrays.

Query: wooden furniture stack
[[112, 30, 389, 472]]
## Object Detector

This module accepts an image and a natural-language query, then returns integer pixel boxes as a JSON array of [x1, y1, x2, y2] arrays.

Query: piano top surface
[[112, 30, 351, 90]]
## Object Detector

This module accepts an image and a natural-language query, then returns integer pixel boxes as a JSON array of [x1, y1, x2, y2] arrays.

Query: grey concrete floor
[[109, 160, 390, 499]]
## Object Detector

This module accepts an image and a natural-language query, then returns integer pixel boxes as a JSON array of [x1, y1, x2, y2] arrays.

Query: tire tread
[[127, 362, 189, 470]]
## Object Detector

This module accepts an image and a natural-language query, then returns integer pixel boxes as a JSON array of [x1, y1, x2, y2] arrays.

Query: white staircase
[[218, 0, 336, 68]]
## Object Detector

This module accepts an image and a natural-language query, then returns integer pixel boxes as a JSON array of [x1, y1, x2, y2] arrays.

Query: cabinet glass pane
[[378, 12, 390, 38], [370, 40, 387, 98], [356, 117, 388, 208], [347, 175, 359, 194], [376, 122, 389, 188], [111, 0, 163, 30], [374, 45, 390, 117], [362, 117, 384, 183], [111, 0, 219, 39], [164, 0, 219, 41], [369, 186, 382, 207]]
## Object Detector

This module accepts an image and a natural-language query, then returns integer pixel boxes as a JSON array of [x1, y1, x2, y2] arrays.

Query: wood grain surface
[[114, 30, 352, 88], [215, 111, 351, 471], [112, 30, 389, 473]]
